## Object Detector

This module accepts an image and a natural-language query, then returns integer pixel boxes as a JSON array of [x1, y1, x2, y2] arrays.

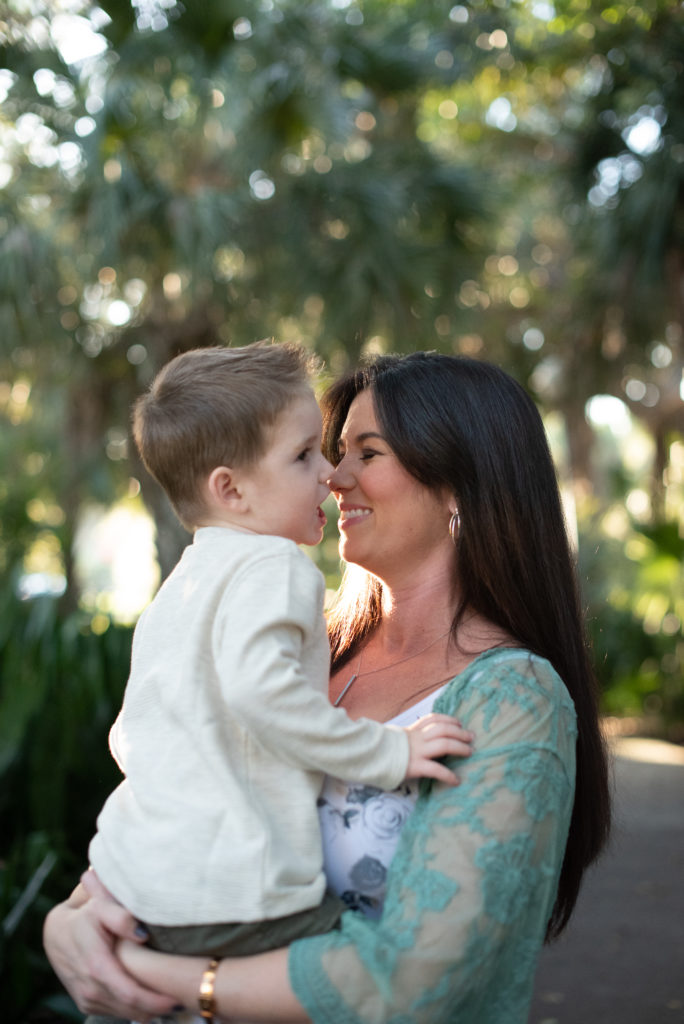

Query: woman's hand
[[117, 940, 205, 1015], [118, 939, 309, 1024], [42, 870, 177, 1021]]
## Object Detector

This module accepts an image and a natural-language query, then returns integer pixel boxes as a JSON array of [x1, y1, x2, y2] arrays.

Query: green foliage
[[581, 517, 684, 732], [0, 583, 132, 1022], [1, 0, 682, 593], [0, 522, 680, 1023], [0, 2, 682, 1013]]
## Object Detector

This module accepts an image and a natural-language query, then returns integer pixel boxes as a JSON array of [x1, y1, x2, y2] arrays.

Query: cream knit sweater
[[88, 527, 408, 925]]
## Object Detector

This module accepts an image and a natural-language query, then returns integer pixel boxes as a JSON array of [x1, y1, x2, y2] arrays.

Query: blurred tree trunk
[[1, 0, 682, 614], [561, 400, 595, 500], [58, 374, 111, 613], [136, 472, 190, 583]]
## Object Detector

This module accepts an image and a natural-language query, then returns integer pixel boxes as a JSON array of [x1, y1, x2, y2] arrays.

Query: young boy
[[87, 342, 464, 1011]]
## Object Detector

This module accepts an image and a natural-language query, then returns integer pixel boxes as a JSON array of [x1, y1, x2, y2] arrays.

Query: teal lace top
[[288, 648, 577, 1024]]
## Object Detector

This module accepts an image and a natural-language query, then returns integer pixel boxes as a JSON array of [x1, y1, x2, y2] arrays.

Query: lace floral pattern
[[289, 649, 577, 1024]]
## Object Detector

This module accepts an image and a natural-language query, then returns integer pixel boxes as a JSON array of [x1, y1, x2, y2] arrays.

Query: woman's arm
[[117, 655, 577, 1024], [44, 871, 306, 1023], [285, 653, 578, 1024], [42, 871, 177, 1020], [117, 941, 308, 1023], [44, 654, 574, 1024]]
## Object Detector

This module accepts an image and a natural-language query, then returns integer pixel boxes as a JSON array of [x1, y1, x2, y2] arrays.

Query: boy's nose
[[320, 455, 335, 481]]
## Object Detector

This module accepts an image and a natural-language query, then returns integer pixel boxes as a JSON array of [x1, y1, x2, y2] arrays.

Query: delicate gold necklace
[[333, 627, 452, 707]]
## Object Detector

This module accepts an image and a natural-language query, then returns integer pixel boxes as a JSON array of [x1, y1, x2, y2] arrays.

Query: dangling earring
[[449, 509, 461, 544]]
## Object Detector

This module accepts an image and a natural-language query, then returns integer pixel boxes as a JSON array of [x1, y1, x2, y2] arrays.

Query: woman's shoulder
[[442, 646, 573, 702], [436, 647, 577, 750]]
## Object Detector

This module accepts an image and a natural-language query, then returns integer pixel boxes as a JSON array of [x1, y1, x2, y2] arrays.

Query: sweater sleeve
[[288, 652, 577, 1024], [212, 546, 409, 790]]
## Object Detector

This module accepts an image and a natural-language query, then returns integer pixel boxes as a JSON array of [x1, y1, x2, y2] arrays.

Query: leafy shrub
[[0, 585, 132, 1022], [580, 519, 684, 736]]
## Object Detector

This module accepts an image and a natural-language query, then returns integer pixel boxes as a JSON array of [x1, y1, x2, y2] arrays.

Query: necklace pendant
[[334, 673, 357, 707]]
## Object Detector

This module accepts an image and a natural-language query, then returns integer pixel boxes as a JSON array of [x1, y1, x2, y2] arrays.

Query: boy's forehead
[[267, 390, 322, 440]]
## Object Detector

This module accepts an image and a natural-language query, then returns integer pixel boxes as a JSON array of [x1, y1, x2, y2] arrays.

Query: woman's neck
[[376, 569, 456, 655], [329, 557, 517, 721]]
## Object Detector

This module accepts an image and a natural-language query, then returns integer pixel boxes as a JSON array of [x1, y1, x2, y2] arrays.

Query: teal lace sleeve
[[288, 649, 577, 1024]]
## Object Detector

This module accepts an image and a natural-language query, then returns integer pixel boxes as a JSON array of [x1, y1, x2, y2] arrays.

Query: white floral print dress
[[318, 686, 448, 919]]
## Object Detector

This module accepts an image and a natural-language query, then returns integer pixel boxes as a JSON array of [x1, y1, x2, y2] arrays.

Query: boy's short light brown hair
[[132, 341, 319, 530]]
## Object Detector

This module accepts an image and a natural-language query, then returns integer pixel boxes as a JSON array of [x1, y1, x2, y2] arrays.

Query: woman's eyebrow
[[339, 431, 385, 447]]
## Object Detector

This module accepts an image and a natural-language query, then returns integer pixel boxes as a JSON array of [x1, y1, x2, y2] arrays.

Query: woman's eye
[[335, 447, 380, 464]]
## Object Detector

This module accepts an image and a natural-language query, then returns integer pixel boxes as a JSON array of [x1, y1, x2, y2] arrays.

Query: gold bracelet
[[198, 957, 220, 1024]]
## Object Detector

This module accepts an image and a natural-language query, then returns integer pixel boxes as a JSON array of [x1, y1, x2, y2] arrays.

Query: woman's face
[[327, 389, 452, 580]]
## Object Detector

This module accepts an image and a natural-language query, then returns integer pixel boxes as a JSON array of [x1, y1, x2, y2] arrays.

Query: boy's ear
[[206, 466, 243, 508]]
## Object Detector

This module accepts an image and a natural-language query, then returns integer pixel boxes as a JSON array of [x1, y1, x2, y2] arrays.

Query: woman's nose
[[326, 459, 347, 491]]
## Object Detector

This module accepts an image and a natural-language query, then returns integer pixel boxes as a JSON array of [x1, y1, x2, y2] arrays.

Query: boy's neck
[[194, 517, 261, 535]]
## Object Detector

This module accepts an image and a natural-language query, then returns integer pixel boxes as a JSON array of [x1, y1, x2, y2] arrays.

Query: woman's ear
[[443, 488, 459, 517]]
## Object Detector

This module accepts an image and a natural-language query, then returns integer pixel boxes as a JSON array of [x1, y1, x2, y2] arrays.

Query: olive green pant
[[85, 890, 344, 1024]]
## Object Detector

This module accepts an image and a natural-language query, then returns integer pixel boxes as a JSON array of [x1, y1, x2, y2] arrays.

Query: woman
[[44, 352, 610, 1023]]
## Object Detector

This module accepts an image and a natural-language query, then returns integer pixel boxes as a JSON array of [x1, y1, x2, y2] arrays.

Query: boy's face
[[238, 391, 333, 546]]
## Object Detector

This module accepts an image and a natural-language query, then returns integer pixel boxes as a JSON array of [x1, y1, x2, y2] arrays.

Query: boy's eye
[[297, 447, 312, 461]]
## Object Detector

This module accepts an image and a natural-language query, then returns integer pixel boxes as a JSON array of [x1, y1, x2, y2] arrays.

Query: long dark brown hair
[[321, 351, 610, 940]]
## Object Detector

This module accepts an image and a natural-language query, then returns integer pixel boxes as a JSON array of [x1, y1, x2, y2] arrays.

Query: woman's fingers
[[43, 893, 176, 1020], [80, 867, 112, 899], [80, 868, 150, 943], [72, 947, 172, 1019]]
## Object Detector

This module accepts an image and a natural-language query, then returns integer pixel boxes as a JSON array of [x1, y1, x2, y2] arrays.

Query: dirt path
[[529, 737, 684, 1023]]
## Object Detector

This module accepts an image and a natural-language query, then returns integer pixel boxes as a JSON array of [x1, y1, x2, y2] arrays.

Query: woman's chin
[[337, 535, 354, 560], [338, 537, 370, 569]]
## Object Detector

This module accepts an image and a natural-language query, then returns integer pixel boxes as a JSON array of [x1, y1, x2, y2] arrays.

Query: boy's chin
[[300, 528, 324, 547]]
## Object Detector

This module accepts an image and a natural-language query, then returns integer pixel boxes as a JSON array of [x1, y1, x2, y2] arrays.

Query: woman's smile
[[338, 505, 372, 527], [328, 390, 452, 576]]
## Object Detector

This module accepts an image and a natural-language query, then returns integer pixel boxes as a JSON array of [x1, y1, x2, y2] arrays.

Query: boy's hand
[[403, 713, 474, 785]]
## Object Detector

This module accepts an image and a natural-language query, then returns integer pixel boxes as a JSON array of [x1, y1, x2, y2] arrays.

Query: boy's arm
[[215, 550, 465, 789]]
